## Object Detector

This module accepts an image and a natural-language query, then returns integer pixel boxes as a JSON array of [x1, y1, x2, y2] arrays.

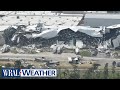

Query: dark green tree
[[5, 63, 12, 68], [112, 61, 116, 74], [83, 68, 93, 79], [83, 63, 101, 79], [68, 64, 80, 79], [14, 60, 22, 68], [103, 63, 109, 79]]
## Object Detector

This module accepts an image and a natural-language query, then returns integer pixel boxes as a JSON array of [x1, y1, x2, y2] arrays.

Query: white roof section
[[0, 11, 83, 26], [32, 29, 58, 39], [25, 24, 37, 31], [32, 26, 102, 39], [0, 16, 82, 26], [76, 28, 102, 37], [0, 11, 55, 16], [107, 24, 120, 29], [0, 26, 10, 31]]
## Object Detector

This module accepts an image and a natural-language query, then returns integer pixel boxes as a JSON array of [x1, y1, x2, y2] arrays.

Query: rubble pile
[[40, 47, 52, 52], [103, 26, 120, 49], [75, 31, 102, 47], [2, 24, 103, 49], [2, 27, 17, 45], [10, 47, 19, 53], [68, 56, 82, 64], [21, 45, 38, 54], [56, 28, 102, 48], [34, 57, 60, 68], [2, 23, 43, 46], [50, 44, 64, 54], [1, 44, 10, 53], [90, 48, 98, 56]]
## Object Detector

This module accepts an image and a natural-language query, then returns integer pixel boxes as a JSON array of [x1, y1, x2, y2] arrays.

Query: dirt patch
[[57, 61, 93, 69], [0, 61, 14, 66]]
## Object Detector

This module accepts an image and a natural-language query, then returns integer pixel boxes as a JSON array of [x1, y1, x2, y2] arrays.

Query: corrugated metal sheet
[[32, 26, 102, 39], [107, 24, 120, 29]]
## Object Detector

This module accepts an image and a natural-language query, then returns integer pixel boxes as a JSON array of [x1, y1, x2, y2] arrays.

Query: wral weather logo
[[2, 69, 20, 77], [2, 68, 57, 77]]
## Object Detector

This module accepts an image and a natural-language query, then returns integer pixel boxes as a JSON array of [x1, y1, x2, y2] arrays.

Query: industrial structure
[[0, 11, 120, 50]]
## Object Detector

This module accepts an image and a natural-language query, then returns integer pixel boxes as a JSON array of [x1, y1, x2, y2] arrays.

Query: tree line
[[0, 61, 120, 79]]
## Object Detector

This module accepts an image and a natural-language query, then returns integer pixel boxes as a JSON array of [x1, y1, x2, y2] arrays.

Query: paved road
[[0, 52, 120, 67], [0, 52, 77, 61], [0, 52, 120, 61]]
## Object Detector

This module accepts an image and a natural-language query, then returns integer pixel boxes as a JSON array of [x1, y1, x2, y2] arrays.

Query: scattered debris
[[35, 57, 50, 62], [46, 60, 60, 67], [97, 44, 107, 53], [1, 44, 10, 53], [75, 47, 80, 55], [111, 52, 118, 58], [90, 48, 98, 56], [57, 46, 63, 54], [51, 44, 63, 54], [105, 49, 111, 57], [68, 56, 82, 64], [10, 47, 18, 53]]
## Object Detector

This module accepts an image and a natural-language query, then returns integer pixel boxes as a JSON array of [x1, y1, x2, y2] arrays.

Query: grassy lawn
[[80, 50, 91, 57]]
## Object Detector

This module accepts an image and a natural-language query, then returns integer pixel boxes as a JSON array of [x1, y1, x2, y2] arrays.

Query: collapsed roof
[[32, 26, 103, 39]]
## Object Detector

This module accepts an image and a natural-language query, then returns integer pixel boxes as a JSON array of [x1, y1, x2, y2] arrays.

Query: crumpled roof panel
[[32, 29, 58, 39], [32, 26, 102, 39], [0, 26, 10, 31], [107, 24, 120, 29], [25, 24, 37, 31]]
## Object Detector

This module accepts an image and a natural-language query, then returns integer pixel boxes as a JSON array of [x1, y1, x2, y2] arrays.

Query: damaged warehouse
[[1, 24, 103, 49], [1, 11, 120, 54], [1, 23, 120, 53], [2, 11, 120, 79]]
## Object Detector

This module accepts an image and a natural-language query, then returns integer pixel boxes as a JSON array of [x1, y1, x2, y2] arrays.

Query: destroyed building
[[1, 11, 120, 50], [1, 24, 103, 49], [29, 26, 103, 48], [103, 24, 120, 49], [1, 23, 119, 52]]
